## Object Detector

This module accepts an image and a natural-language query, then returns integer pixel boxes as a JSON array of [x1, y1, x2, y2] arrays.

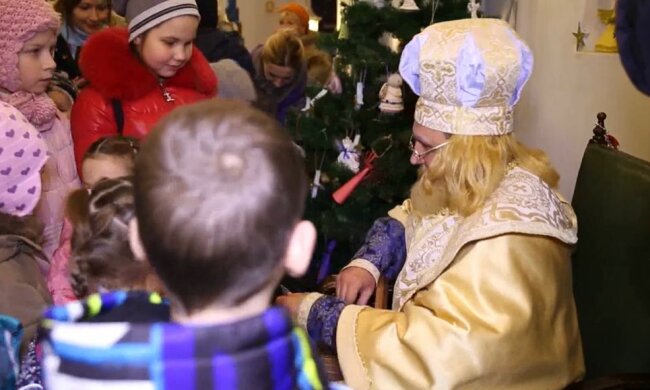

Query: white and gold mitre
[[399, 18, 533, 135]]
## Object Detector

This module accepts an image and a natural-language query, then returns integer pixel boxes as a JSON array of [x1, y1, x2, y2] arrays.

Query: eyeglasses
[[409, 135, 449, 160]]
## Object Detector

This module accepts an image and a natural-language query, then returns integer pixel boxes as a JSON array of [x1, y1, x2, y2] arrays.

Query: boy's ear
[[284, 220, 316, 278], [129, 218, 148, 263]]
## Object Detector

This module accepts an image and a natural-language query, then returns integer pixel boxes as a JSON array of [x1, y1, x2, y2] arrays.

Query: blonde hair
[[412, 134, 559, 217], [306, 51, 332, 86], [262, 29, 304, 72]]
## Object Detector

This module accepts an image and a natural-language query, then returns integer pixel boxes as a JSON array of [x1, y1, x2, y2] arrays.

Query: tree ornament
[[430, 0, 441, 23], [338, 19, 349, 40], [355, 69, 367, 110], [332, 151, 378, 204], [326, 59, 343, 94], [302, 88, 329, 112], [379, 73, 404, 114], [311, 153, 326, 199], [331, 135, 393, 205], [336, 134, 362, 173], [399, 0, 420, 11], [468, 0, 480, 18]]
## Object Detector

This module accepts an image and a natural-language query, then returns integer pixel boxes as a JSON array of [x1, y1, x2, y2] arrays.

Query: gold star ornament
[[573, 23, 589, 51]]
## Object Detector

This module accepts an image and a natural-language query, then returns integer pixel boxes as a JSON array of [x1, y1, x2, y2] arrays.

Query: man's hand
[[276, 292, 309, 319], [336, 266, 376, 305]]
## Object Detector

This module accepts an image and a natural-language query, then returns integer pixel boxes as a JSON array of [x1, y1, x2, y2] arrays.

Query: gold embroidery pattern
[[392, 168, 578, 310], [415, 19, 529, 136]]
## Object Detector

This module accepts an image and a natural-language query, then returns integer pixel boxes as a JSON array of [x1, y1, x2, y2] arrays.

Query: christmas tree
[[286, 0, 468, 289]]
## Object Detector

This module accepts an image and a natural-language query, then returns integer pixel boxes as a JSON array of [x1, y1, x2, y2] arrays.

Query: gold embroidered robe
[[336, 168, 585, 389]]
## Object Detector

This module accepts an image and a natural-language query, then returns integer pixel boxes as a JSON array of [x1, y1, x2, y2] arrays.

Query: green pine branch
[[287, 0, 467, 281]]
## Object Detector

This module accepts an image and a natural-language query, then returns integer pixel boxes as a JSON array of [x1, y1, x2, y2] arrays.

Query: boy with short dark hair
[[41, 100, 331, 389]]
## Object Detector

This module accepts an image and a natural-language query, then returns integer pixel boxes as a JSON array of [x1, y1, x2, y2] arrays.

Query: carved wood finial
[[591, 112, 609, 146]]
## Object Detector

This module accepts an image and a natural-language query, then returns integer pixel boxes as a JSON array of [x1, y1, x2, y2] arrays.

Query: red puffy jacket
[[71, 27, 217, 172]]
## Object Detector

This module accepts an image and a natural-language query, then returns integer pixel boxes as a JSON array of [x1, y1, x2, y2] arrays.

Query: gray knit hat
[[112, 0, 200, 42], [210, 59, 257, 103]]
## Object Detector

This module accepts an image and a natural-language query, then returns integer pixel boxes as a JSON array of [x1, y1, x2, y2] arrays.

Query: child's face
[[18, 29, 57, 95], [71, 0, 111, 35], [82, 155, 133, 187], [278, 12, 305, 36], [133, 16, 199, 79]]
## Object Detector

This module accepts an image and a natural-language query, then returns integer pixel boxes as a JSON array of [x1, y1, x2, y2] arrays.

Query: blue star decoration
[[573, 23, 589, 51]]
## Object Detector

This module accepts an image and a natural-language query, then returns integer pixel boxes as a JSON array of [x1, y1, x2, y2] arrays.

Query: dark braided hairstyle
[[67, 177, 149, 298], [84, 136, 140, 163]]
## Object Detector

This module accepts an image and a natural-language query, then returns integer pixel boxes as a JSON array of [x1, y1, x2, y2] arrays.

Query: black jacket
[[54, 34, 82, 81], [195, 28, 254, 78]]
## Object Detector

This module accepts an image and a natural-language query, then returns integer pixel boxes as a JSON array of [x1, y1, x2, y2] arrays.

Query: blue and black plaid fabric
[[40, 291, 330, 390]]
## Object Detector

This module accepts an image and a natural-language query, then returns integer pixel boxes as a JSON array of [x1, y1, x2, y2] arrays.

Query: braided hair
[[67, 177, 149, 298]]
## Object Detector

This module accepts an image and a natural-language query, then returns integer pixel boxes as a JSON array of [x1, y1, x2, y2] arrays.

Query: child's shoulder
[[0, 101, 28, 121]]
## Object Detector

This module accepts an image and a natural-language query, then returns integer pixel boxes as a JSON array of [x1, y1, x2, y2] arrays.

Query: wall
[[514, 0, 650, 198]]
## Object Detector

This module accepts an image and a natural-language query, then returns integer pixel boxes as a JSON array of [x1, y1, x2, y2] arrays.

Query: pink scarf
[[0, 90, 57, 132]]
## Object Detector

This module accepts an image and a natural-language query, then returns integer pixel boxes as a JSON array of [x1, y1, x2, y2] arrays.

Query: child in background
[[0, 0, 81, 263], [0, 103, 52, 360], [20, 176, 164, 388], [80, 135, 139, 187], [41, 100, 331, 389], [71, 0, 217, 171], [48, 136, 139, 304], [67, 177, 164, 300]]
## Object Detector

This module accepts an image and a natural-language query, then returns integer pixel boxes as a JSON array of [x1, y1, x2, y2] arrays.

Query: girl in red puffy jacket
[[70, 0, 217, 173]]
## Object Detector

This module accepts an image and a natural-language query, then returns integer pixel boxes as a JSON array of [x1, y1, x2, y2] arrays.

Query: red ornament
[[332, 151, 378, 204]]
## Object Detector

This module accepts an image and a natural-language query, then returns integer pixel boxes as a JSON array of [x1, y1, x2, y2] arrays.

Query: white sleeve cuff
[[342, 259, 381, 284], [296, 292, 324, 329]]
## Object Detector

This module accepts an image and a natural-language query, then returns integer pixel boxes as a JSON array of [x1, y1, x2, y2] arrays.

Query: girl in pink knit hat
[[0, 0, 81, 265], [0, 102, 52, 366]]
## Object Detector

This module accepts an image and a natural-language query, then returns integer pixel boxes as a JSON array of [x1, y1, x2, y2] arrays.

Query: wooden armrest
[[318, 274, 391, 309]]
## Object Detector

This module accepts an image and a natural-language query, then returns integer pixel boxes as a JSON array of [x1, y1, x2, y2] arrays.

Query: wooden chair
[[316, 275, 391, 382], [567, 113, 650, 389]]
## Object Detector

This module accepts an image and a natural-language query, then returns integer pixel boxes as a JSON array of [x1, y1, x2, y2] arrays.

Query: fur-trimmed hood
[[79, 27, 217, 101]]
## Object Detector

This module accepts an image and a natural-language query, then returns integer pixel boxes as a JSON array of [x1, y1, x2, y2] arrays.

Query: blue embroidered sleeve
[[307, 295, 346, 351], [352, 217, 406, 279]]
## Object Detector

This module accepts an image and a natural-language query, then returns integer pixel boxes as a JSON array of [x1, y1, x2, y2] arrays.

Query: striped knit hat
[[112, 0, 200, 42]]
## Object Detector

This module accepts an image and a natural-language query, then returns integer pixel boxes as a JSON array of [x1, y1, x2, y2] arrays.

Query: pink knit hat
[[0, 102, 49, 217], [0, 0, 60, 92]]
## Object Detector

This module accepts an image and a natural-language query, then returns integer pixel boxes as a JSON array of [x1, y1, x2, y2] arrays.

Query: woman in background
[[54, 0, 112, 83], [251, 29, 306, 124]]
